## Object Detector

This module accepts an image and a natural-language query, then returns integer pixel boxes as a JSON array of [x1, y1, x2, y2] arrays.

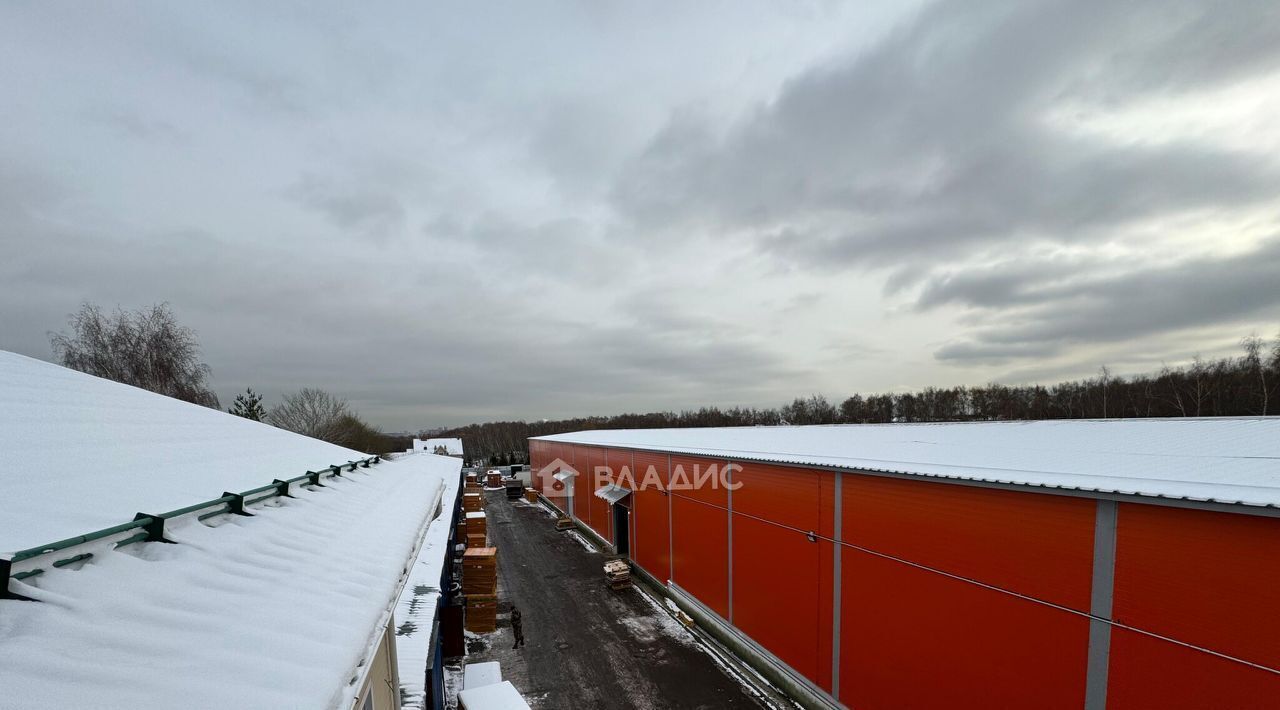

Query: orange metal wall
[[841, 551, 1090, 709], [571, 444, 590, 523], [731, 462, 835, 690], [733, 515, 830, 688], [670, 454, 729, 507], [583, 446, 610, 540], [838, 476, 1094, 706], [533, 439, 1280, 710], [632, 451, 670, 581], [1108, 503, 1280, 707], [1107, 628, 1280, 710], [670, 454, 730, 618], [842, 474, 1096, 612]]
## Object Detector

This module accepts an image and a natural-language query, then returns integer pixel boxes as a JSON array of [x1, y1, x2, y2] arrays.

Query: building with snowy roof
[[414, 437, 464, 458], [0, 351, 462, 710], [531, 419, 1280, 710]]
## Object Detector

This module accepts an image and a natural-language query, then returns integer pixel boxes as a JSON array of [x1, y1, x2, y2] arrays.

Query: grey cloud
[[933, 237, 1280, 363], [613, 0, 1280, 269], [288, 174, 406, 240], [84, 107, 186, 143]]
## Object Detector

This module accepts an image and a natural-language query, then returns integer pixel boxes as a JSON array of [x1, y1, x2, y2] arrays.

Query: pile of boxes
[[462, 490, 485, 547], [465, 510, 487, 546], [462, 547, 498, 632]]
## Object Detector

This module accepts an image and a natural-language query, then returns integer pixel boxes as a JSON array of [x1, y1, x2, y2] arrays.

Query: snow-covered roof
[[0, 351, 369, 553], [0, 453, 459, 709], [463, 661, 503, 690], [395, 456, 462, 710], [0, 351, 464, 709], [458, 681, 531, 710], [416, 437, 464, 455], [535, 418, 1280, 509]]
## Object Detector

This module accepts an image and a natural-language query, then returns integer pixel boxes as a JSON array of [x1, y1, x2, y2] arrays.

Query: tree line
[[51, 303, 410, 455], [437, 330, 1280, 465]]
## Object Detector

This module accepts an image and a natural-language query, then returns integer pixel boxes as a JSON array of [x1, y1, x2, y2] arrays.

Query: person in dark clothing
[[511, 606, 525, 649]]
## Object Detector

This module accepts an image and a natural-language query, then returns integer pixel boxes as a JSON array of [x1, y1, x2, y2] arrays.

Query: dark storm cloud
[[613, 0, 1280, 268], [932, 237, 1280, 363]]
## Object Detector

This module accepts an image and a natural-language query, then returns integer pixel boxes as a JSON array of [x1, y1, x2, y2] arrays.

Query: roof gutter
[[2, 456, 382, 600]]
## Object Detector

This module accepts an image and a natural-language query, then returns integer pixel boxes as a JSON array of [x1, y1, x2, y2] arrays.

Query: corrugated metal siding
[[671, 493, 730, 619], [1106, 628, 1280, 709], [1113, 503, 1280, 670], [670, 454, 729, 508], [732, 514, 827, 688], [733, 462, 827, 534], [572, 444, 590, 522], [632, 451, 671, 581], [586, 447, 611, 541], [842, 475, 1096, 612], [532, 418, 1280, 509], [839, 551, 1089, 709], [532, 435, 1280, 709]]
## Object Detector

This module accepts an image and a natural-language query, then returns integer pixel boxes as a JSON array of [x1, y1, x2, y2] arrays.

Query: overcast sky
[[3, 0, 1279, 431]]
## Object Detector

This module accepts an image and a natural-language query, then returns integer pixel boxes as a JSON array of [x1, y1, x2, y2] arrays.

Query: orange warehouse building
[[528, 418, 1280, 710]]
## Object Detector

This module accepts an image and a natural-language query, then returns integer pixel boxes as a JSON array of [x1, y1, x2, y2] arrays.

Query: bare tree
[[1098, 365, 1111, 418], [50, 302, 219, 408], [269, 388, 350, 444]]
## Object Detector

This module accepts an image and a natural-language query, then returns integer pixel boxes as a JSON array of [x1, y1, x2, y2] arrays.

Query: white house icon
[[538, 458, 578, 496]]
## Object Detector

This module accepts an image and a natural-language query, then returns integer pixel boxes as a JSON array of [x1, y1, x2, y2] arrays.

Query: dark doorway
[[612, 501, 630, 556]]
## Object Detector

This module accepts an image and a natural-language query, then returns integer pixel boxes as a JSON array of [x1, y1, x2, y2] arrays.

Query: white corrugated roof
[[0, 351, 374, 552], [0, 454, 457, 710], [535, 418, 1280, 509], [0, 350, 463, 709]]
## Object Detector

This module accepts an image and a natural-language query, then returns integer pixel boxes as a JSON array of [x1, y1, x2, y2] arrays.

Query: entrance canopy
[[594, 483, 632, 505]]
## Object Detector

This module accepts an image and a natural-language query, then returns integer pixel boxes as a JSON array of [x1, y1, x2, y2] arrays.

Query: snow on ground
[[0, 351, 367, 552], [564, 529, 596, 552], [536, 418, 1280, 508], [395, 454, 462, 709], [0, 454, 454, 710]]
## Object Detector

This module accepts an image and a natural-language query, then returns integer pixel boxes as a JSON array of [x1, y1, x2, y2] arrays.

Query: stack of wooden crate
[[462, 492, 486, 547], [604, 559, 631, 590], [486, 471, 503, 488], [466, 511, 487, 545], [524, 489, 538, 503], [463, 547, 499, 632]]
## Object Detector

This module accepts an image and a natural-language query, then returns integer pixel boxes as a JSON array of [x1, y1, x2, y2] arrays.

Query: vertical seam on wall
[[668, 453, 674, 585], [727, 458, 734, 624], [1086, 499, 1118, 710], [832, 471, 843, 701], [628, 450, 636, 562]]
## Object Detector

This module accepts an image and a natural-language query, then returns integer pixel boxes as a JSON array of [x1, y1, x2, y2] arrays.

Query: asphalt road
[[450, 489, 768, 710]]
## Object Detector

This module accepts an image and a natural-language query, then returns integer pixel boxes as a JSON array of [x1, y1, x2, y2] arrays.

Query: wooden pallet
[[604, 559, 631, 590]]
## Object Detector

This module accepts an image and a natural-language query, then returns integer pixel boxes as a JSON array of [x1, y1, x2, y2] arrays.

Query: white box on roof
[[463, 661, 502, 690], [458, 680, 530, 710]]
